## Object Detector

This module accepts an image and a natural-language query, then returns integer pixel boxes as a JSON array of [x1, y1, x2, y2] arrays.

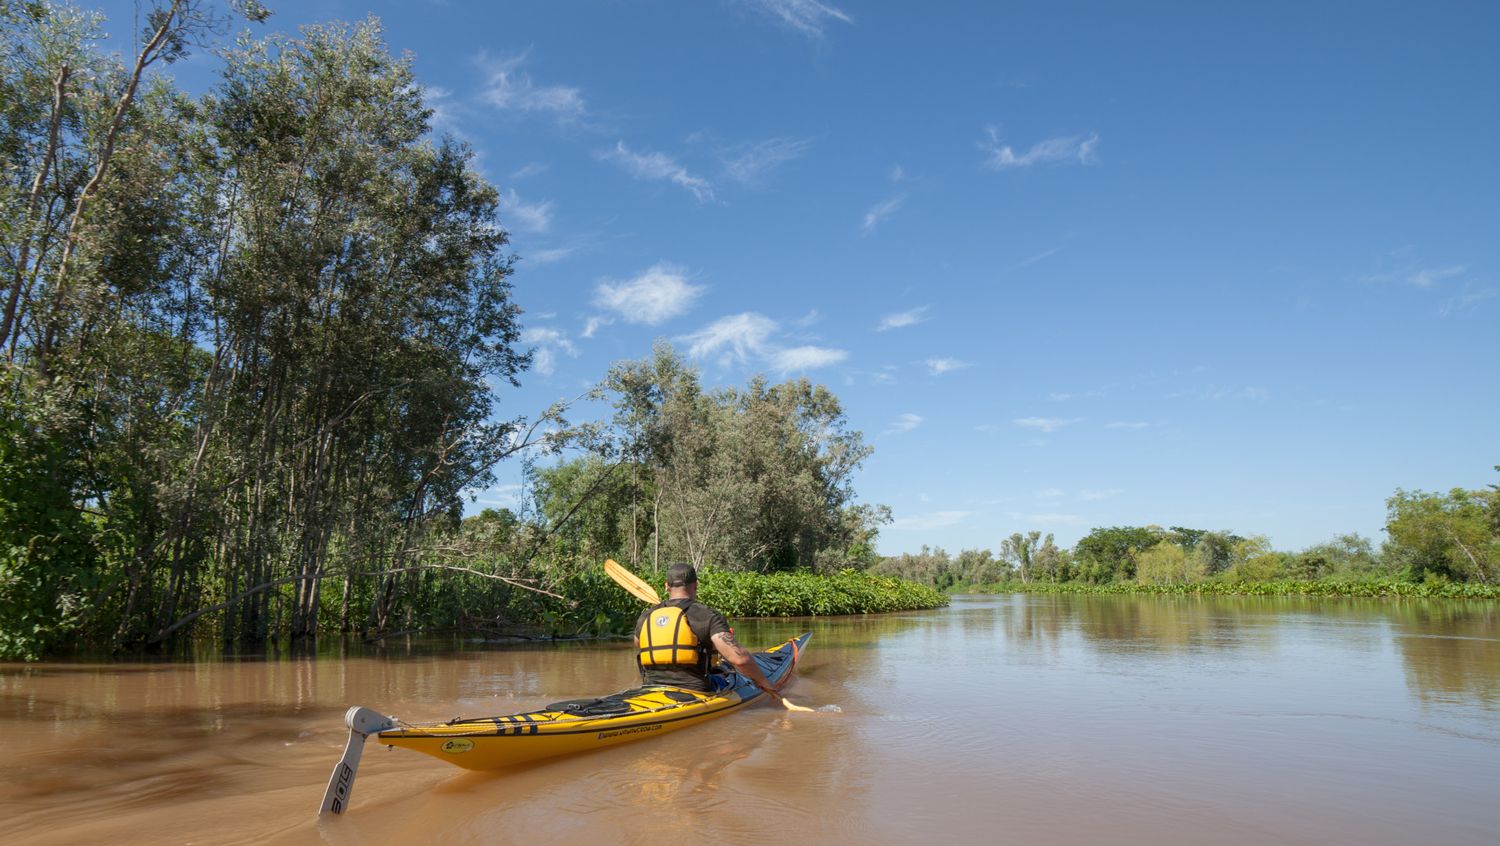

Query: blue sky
[[99, 0, 1497, 553]]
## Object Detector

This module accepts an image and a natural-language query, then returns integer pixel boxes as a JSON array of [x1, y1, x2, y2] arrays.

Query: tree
[[604, 343, 877, 572], [1072, 526, 1160, 583], [1134, 541, 1205, 585], [1385, 488, 1497, 584]]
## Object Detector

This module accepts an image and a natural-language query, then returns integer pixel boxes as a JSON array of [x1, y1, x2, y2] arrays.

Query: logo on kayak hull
[[598, 724, 663, 741], [441, 739, 475, 754]]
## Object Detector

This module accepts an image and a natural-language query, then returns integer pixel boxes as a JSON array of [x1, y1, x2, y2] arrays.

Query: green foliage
[[0, 376, 99, 659], [601, 343, 879, 573], [697, 569, 949, 617], [1384, 487, 1497, 584], [973, 578, 1500, 600], [1073, 526, 1159, 583], [1134, 541, 1205, 585]]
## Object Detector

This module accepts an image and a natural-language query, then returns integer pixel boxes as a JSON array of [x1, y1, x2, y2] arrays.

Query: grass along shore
[[968, 578, 1500, 600]]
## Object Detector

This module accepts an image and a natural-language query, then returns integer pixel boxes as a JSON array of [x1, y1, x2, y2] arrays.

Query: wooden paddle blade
[[604, 559, 660, 604], [781, 699, 816, 713]]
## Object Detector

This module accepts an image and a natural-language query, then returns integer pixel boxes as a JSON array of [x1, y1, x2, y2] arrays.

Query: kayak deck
[[376, 632, 810, 770]]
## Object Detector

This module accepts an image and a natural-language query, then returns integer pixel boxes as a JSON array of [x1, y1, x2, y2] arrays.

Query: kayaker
[[635, 562, 783, 699]]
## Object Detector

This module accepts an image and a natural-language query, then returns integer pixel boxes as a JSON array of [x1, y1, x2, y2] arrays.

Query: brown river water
[[3, 594, 1499, 845]]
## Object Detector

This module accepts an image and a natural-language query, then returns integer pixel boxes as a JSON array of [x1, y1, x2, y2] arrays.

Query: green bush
[[697, 569, 948, 617]]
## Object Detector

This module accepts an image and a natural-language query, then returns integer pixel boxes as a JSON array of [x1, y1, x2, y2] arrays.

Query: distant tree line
[[873, 471, 1500, 593]]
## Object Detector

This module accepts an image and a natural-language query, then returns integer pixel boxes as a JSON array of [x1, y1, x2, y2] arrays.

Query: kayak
[[374, 632, 811, 771]]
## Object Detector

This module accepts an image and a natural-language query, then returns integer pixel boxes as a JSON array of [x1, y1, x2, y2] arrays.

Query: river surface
[[4, 594, 1500, 845]]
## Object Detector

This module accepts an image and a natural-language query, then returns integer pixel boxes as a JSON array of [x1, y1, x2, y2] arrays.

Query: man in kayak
[[635, 562, 783, 698]]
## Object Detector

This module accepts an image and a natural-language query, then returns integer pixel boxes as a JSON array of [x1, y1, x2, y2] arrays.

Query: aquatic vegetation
[[969, 578, 1500, 600]]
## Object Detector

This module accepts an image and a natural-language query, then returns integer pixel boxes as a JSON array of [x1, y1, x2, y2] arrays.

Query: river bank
[[968, 577, 1500, 599]]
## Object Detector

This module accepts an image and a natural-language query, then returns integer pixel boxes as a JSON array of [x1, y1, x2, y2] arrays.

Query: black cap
[[665, 562, 698, 587]]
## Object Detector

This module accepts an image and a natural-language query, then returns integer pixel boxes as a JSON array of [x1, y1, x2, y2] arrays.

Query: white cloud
[[1036, 488, 1065, 500], [479, 53, 585, 120], [981, 126, 1100, 170], [885, 413, 924, 435], [526, 246, 576, 265], [1079, 488, 1124, 501], [594, 264, 704, 325], [1172, 386, 1269, 402], [889, 164, 905, 182], [1013, 417, 1083, 433], [684, 312, 779, 363], [1439, 284, 1499, 316], [1005, 511, 1086, 526], [1105, 421, 1151, 429], [511, 162, 548, 180], [889, 510, 972, 531], [771, 345, 848, 372], [861, 195, 905, 234], [503, 189, 554, 234], [581, 316, 613, 338], [1009, 247, 1060, 270], [926, 357, 969, 375], [599, 141, 715, 202], [522, 327, 579, 376], [743, 0, 853, 38], [721, 136, 813, 185], [794, 309, 821, 327], [1407, 265, 1467, 288], [878, 306, 928, 331], [472, 484, 525, 509]]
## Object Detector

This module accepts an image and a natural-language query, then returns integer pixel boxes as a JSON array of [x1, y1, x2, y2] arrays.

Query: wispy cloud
[[1439, 283, 1499, 316], [599, 141, 715, 201], [742, 0, 853, 38], [889, 164, 905, 182], [861, 195, 905, 234], [1407, 265, 1467, 288], [594, 263, 704, 325], [885, 413, 924, 435], [1013, 417, 1083, 433], [1079, 488, 1123, 501], [1009, 247, 1060, 271], [684, 312, 780, 363], [1005, 511, 1086, 526], [794, 309, 821, 327], [503, 189, 554, 234], [683, 312, 847, 372], [1170, 386, 1269, 402], [1105, 421, 1151, 430], [981, 127, 1099, 170], [511, 162, 548, 180], [721, 136, 813, 185], [889, 510, 972, 531], [473, 484, 525, 510], [926, 357, 970, 375], [522, 327, 579, 376], [478, 52, 585, 120], [526, 246, 577, 266], [878, 306, 928, 331], [771, 345, 848, 372], [1036, 488, 1065, 500]]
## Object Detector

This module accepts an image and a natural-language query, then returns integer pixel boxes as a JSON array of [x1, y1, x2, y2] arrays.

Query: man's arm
[[710, 630, 780, 696]]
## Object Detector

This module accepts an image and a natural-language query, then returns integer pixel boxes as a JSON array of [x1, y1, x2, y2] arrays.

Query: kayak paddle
[[603, 559, 814, 713]]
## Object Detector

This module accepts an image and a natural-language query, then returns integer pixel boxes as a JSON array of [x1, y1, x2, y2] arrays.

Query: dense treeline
[[876, 471, 1500, 596], [0, 2, 924, 659]]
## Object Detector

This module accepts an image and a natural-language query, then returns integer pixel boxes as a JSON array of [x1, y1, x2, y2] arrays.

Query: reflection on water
[[2, 594, 1498, 845]]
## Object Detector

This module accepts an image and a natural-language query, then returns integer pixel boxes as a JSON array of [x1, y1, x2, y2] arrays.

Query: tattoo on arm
[[713, 630, 748, 661]]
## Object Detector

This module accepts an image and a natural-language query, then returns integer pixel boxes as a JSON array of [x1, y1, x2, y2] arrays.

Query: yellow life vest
[[637, 603, 703, 667]]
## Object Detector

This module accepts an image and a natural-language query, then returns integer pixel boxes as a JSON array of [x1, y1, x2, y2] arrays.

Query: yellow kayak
[[375, 632, 810, 771]]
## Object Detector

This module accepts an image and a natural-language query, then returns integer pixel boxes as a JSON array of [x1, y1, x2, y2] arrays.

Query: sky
[[93, 0, 1498, 554]]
